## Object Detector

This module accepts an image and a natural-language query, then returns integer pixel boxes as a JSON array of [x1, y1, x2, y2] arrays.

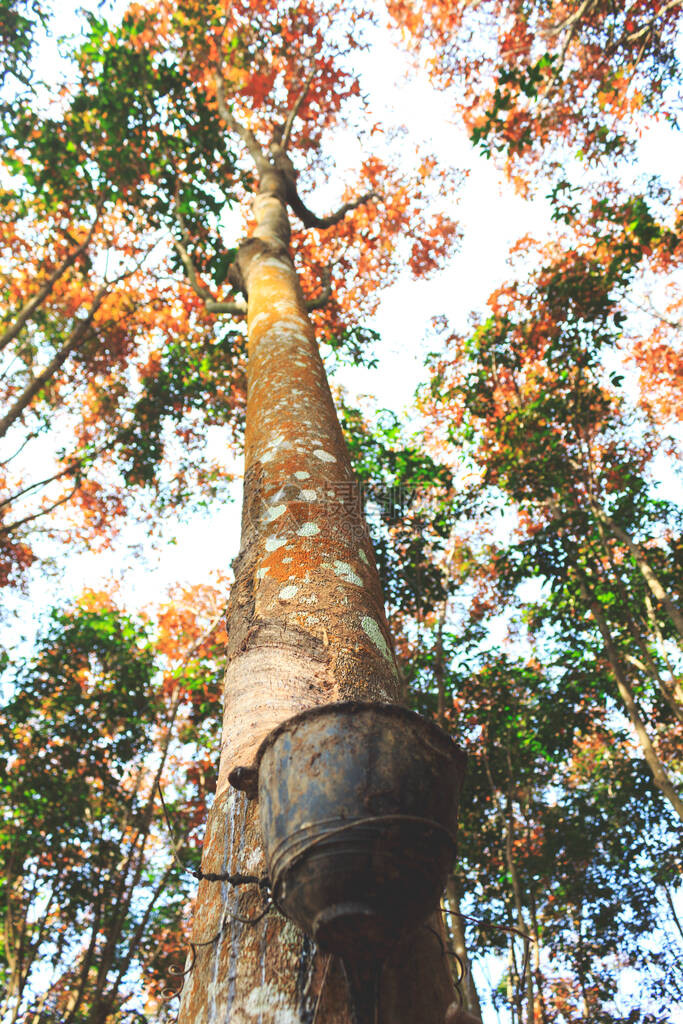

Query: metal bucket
[[234, 701, 467, 963]]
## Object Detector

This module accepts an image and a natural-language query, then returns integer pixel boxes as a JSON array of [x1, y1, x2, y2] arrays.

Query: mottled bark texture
[[177, 158, 456, 1020]]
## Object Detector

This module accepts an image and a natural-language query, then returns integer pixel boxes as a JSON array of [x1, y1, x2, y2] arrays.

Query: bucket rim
[[253, 699, 468, 775]]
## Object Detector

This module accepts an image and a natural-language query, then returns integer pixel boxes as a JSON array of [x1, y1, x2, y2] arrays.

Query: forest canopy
[[0, 0, 681, 1022]]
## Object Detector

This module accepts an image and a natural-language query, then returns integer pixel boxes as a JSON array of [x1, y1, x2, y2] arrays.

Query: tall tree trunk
[[433, 601, 448, 728], [177, 164, 456, 1021], [522, 801, 549, 1024], [572, 908, 593, 1021], [482, 745, 535, 1023], [527, 890, 548, 1024], [644, 591, 683, 708], [590, 517, 683, 724], [597, 509, 683, 642], [505, 784, 534, 1024], [576, 571, 683, 823]]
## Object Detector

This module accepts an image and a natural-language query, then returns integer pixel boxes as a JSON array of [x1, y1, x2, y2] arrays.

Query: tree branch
[[0, 200, 104, 354], [663, 882, 683, 943], [169, 188, 246, 317], [138, 86, 245, 320], [214, 70, 269, 175], [170, 237, 211, 300], [622, 0, 683, 45], [169, 182, 213, 304], [107, 863, 175, 1010], [205, 298, 247, 315], [592, 504, 683, 642], [0, 243, 151, 441], [305, 265, 332, 311], [280, 64, 316, 151], [575, 566, 683, 823], [288, 187, 379, 229], [0, 451, 98, 512], [0, 286, 109, 440], [547, 0, 597, 37], [0, 428, 40, 467], [0, 483, 79, 534], [625, 292, 682, 330]]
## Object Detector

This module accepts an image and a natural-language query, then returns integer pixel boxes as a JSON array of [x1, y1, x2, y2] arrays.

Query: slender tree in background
[[388, 5, 683, 1015], [415, 185, 683, 1015], [425, 184, 683, 807]]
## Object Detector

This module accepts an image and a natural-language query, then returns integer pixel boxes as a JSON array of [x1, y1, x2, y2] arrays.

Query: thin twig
[[305, 265, 333, 311], [169, 183, 245, 315], [442, 907, 531, 944], [281, 63, 317, 151], [0, 446, 103, 512], [0, 197, 105, 354], [0, 484, 78, 534], [214, 69, 269, 174]]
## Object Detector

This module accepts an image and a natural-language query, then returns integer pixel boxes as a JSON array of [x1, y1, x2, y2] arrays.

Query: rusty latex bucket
[[240, 701, 467, 962]]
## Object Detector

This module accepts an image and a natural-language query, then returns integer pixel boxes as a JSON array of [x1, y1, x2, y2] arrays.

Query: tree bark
[[504, 777, 534, 1024], [177, 162, 456, 1021]]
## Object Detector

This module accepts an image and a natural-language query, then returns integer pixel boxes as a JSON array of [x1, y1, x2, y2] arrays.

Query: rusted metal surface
[[231, 699, 466, 1024]]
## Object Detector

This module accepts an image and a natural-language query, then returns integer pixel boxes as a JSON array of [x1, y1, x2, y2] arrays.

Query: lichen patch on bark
[[329, 560, 364, 586], [361, 615, 396, 666], [297, 522, 320, 536], [265, 536, 287, 552]]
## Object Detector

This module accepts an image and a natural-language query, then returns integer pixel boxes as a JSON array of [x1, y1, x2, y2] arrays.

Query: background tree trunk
[[575, 571, 683, 822], [445, 878, 483, 1019]]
